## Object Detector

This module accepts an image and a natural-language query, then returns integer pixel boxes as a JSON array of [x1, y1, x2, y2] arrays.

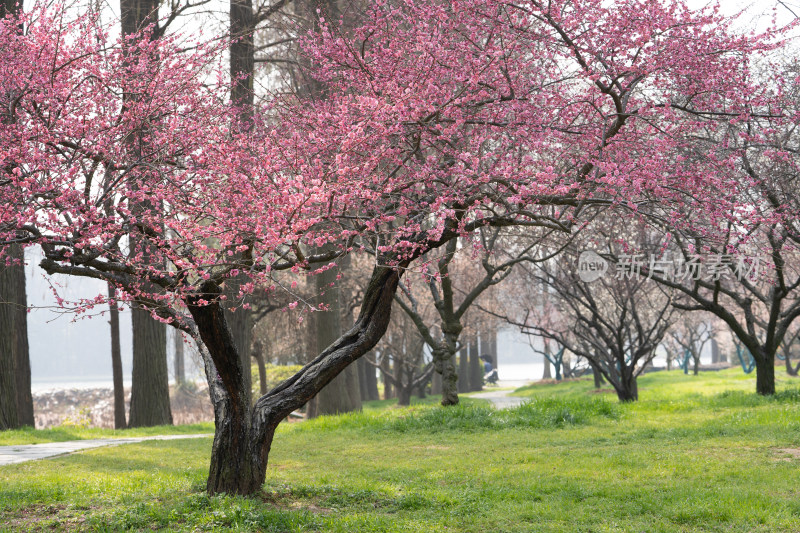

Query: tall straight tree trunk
[[120, 0, 172, 428], [0, 250, 19, 430], [542, 358, 552, 379], [0, 245, 33, 429], [11, 245, 32, 426], [252, 341, 267, 395], [357, 357, 369, 401], [129, 306, 172, 426], [469, 335, 482, 392], [108, 282, 126, 429], [457, 345, 469, 393], [0, 0, 33, 430], [485, 328, 498, 373], [174, 327, 185, 385], [382, 356, 394, 399], [311, 258, 361, 415], [364, 353, 379, 400]]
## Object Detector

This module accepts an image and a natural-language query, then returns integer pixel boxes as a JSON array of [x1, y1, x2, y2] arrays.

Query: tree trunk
[[785, 353, 800, 377], [11, 245, 33, 426], [190, 263, 404, 495], [0, 252, 19, 430], [754, 350, 776, 396], [397, 384, 412, 406], [432, 348, 459, 406], [121, 0, 171, 429], [469, 335, 482, 392], [431, 370, 442, 395], [252, 341, 267, 395], [174, 326, 185, 386], [542, 358, 552, 379], [592, 367, 604, 389], [0, 244, 32, 429], [108, 283, 126, 429], [224, 306, 252, 401], [457, 345, 468, 393], [693, 354, 700, 375], [486, 328, 498, 373], [357, 357, 369, 401], [312, 255, 361, 415], [615, 374, 638, 402], [129, 305, 172, 426], [711, 337, 720, 364], [365, 353, 379, 400], [382, 362, 394, 400]]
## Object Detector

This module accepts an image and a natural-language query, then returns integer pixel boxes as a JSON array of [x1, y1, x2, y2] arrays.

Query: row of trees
[[2, 0, 799, 497]]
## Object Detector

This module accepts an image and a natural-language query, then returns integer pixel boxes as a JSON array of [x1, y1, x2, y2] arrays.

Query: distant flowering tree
[[1, 0, 779, 495]]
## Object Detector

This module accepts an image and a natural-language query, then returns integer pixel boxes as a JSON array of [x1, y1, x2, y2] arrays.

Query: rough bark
[[108, 282, 126, 429]]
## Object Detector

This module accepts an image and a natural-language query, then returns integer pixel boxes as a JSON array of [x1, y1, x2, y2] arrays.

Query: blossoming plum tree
[[0, 0, 776, 495]]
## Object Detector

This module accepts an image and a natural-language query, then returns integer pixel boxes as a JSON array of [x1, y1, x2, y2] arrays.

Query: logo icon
[[577, 250, 608, 283]]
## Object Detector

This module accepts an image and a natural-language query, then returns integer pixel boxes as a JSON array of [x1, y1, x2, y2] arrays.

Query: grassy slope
[[2, 369, 800, 531]]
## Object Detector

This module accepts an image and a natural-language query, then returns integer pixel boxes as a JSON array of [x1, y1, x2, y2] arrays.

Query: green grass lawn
[[3, 368, 800, 531]]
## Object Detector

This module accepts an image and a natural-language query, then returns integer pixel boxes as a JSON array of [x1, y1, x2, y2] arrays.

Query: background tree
[[0, 0, 32, 430]]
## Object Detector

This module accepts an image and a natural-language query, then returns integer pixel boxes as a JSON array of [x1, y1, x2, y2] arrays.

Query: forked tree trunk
[[187, 264, 403, 495]]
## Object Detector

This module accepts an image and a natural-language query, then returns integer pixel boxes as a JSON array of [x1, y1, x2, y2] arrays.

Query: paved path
[[471, 387, 527, 409], [0, 434, 212, 466]]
